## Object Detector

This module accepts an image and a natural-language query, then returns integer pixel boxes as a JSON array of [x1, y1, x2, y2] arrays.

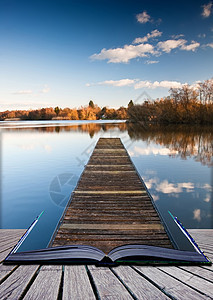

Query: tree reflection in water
[[4, 121, 213, 166], [127, 123, 213, 167]]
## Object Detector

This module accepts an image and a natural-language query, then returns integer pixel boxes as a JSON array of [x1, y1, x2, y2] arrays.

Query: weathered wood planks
[[0, 229, 26, 263], [52, 138, 173, 252]]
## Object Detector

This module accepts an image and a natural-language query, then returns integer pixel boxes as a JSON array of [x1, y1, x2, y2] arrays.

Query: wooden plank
[[0, 237, 22, 249], [0, 265, 39, 299], [58, 227, 166, 234], [0, 230, 26, 263], [60, 223, 164, 230], [54, 233, 169, 241], [93, 149, 126, 152], [0, 264, 17, 283], [87, 164, 134, 167], [63, 265, 96, 300], [112, 266, 169, 299], [0, 249, 16, 263], [74, 190, 147, 194], [134, 266, 209, 300], [158, 266, 213, 298], [88, 265, 133, 299], [23, 266, 62, 300], [83, 170, 136, 174], [179, 266, 213, 283]]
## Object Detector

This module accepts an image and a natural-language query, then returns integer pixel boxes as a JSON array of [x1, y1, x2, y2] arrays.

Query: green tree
[[54, 106, 60, 116], [128, 100, 134, 109], [89, 100, 95, 109]]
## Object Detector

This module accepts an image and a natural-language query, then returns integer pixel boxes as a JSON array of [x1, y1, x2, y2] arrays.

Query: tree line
[[128, 79, 213, 124], [1, 78, 212, 124], [0, 101, 127, 121]]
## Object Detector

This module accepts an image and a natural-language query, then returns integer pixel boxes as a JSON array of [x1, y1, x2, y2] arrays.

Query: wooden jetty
[[0, 229, 213, 299], [51, 138, 173, 252]]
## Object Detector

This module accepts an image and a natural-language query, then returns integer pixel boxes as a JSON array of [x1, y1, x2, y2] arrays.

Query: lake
[[0, 120, 212, 251]]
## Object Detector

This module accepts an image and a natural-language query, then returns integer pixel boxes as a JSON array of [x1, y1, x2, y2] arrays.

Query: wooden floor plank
[[63, 265, 96, 300], [0, 265, 39, 299], [179, 266, 213, 283], [112, 266, 169, 299], [134, 266, 209, 300], [158, 266, 213, 298], [23, 266, 62, 300], [60, 223, 164, 230], [88, 265, 133, 299], [0, 264, 17, 283]]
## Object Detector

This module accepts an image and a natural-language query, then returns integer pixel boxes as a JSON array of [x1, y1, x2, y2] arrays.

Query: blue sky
[[1, 0, 213, 110]]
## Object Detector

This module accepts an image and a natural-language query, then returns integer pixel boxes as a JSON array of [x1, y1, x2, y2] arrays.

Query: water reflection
[[4, 122, 213, 166], [127, 123, 213, 167]]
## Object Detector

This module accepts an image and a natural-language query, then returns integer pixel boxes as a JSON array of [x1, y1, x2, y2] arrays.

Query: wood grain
[[63, 265, 96, 300], [134, 266, 209, 300], [23, 265, 62, 300], [88, 265, 133, 299], [158, 266, 213, 298], [0, 265, 39, 299], [112, 266, 169, 299]]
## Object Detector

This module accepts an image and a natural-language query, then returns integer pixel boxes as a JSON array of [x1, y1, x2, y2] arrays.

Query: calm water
[[0, 120, 212, 251]]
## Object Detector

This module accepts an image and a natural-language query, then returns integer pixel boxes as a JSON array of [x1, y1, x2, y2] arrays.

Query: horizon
[[1, 0, 213, 110]]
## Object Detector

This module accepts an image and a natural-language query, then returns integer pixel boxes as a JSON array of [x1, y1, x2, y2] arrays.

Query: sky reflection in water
[[0, 121, 212, 251]]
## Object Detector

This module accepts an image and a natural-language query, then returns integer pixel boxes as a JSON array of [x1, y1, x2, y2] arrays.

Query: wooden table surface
[[0, 229, 213, 299]]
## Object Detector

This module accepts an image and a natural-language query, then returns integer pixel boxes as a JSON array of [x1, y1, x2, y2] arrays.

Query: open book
[[5, 243, 211, 265], [4, 211, 212, 265]]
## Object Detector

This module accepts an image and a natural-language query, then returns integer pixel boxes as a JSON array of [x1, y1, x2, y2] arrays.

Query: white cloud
[[202, 2, 212, 18], [155, 180, 194, 194], [90, 43, 155, 63], [152, 194, 159, 201], [157, 39, 200, 53], [133, 29, 162, 44], [131, 145, 178, 156], [0, 101, 51, 110], [12, 85, 50, 96], [204, 194, 211, 202], [145, 60, 159, 64], [193, 209, 201, 222], [86, 79, 185, 90], [180, 41, 200, 51], [91, 30, 200, 63], [202, 183, 212, 191], [171, 34, 185, 39], [134, 80, 183, 89], [156, 180, 182, 193], [13, 90, 33, 95], [157, 39, 186, 53], [98, 79, 135, 87], [144, 177, 194, 194], [136, 11, 151, 23], [206, 43, 213, 48]]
